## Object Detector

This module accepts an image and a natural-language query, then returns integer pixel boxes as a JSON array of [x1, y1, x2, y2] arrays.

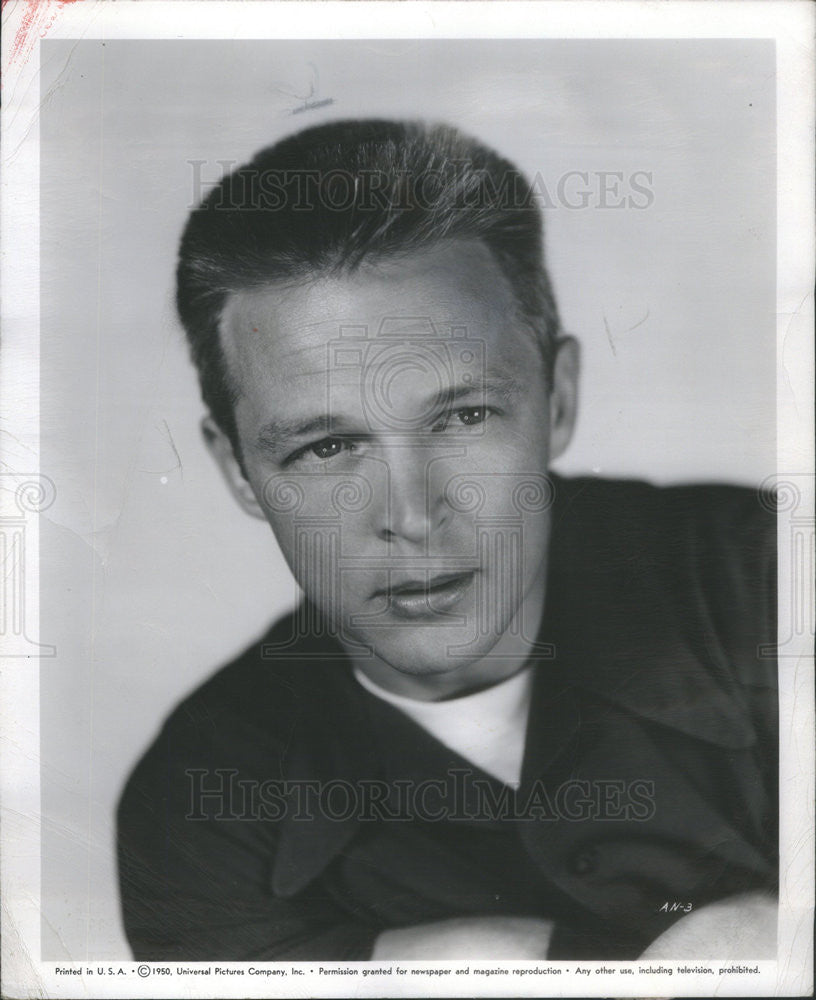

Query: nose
[[378, 445, 446, 546]]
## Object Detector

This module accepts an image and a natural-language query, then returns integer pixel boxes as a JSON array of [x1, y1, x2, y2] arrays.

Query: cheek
[[255, 507, 300, 583], [471, 404, 552, 473], [450, 432, 553, 513], [478, 479, 553, 571], [520, 511, 552, 563], [254, 484, 373, 600], [263, 510, 294, 553], [261, 511, 343, 605], [246, 469, 315, 570]]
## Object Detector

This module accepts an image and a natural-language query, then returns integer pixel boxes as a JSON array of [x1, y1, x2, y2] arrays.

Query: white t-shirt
[[353, 666, 535, 789]]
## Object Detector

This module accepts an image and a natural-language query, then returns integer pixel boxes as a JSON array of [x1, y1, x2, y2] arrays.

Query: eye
[[309, 437, 345, 460], [431, 406, 493, 433], [455, 406, 489, 426], [283, 436, 350, 467]]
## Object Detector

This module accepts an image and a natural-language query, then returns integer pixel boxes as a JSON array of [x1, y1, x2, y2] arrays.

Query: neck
[[350, 571, 547, 702]]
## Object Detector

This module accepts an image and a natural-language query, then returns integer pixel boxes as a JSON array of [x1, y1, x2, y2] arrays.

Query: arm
[[372, 917, 555, 960], [637, 891, 777, 960]]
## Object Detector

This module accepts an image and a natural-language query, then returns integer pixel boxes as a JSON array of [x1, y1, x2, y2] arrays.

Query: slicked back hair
[[176, 119, 562, 454]]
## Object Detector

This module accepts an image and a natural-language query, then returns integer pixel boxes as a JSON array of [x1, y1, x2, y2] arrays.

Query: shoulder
[[551, 474, 774, 588], [118, 611, 345, 813], [164, 614, 306, 741], [552, 473, 773, 544], [549, 474, 777, 695]]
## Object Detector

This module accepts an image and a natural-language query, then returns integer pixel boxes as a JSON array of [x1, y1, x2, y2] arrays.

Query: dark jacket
[[117, 476, 777, 960]]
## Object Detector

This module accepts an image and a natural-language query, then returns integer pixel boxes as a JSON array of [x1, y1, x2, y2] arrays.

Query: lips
[[387, 571, 472, 595], [377, 570, 477, 619]]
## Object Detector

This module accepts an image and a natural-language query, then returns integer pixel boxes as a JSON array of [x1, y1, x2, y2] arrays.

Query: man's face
[[212, 241, 578, 679]]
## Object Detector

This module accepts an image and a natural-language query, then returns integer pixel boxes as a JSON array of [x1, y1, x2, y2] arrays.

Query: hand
[[638, 892, 777, 960], [371, 915, 554, 960]]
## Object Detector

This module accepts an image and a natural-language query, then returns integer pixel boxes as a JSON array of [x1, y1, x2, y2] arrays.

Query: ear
[[201, 416, 267, 521], [548, 335, 580, 461]]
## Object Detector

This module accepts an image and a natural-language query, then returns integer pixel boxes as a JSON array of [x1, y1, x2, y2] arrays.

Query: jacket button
[[567, 848, 599, 876]]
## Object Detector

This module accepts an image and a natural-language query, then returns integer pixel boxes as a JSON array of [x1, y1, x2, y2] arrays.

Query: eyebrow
[[256, 414, 348, 453], [445, 370, 522, 404], [254, 370, 524, 454]]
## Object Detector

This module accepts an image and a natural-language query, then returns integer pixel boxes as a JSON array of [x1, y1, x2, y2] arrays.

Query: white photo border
[[1, 2, 813, 998]]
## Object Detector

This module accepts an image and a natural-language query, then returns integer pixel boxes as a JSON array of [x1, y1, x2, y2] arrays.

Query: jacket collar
[[270, 643, 373, 897]]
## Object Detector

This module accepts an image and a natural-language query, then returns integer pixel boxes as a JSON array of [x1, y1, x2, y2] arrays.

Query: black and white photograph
[[1, 2, 813, 998]]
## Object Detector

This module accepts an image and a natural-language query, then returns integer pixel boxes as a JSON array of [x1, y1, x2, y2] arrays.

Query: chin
[[355, 623, 507, 678]]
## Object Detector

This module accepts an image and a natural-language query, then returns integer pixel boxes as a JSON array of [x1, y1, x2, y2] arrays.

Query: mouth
[[377, 570, 477, 619]]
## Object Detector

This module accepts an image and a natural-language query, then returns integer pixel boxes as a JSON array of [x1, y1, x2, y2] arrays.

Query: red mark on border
[[5, 0, 82, 69]]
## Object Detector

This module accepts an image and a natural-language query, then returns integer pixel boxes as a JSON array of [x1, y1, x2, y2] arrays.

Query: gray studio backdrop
[[39, 38, 775, 958]]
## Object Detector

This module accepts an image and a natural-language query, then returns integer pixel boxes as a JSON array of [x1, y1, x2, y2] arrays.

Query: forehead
[[218, 240, 541, 411]]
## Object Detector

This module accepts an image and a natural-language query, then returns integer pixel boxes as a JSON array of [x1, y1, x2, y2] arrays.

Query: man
[[117, 119, 778, 960]]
